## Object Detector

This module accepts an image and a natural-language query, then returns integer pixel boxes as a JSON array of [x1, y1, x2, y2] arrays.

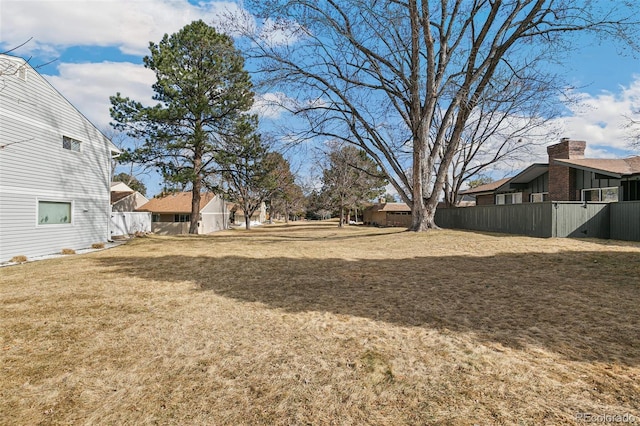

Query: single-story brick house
[[460, 138, 640, 204], [363, 200, 412, 227]]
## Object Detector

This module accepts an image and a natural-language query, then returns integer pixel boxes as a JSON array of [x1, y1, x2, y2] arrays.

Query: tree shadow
[[97, 250, 640, 366], [200, 225, 405, 244]]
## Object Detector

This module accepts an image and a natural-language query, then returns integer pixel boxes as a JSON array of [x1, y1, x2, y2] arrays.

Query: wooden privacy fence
[[435, 201, 640, 241], [610, 201, 640, 241]]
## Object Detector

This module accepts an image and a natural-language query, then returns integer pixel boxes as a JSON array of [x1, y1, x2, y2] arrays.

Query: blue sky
[[2, 0, 639, 196]]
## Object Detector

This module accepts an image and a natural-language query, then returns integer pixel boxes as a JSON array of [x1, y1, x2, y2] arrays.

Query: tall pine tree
[[110, 20, 253, 233]]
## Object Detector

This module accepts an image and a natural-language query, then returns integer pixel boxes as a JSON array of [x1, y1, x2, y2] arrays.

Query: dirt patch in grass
[[1, 222, 639, 425]]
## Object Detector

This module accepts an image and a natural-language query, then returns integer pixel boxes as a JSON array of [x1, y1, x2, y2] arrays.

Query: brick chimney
[[547, 138, 586, 201]]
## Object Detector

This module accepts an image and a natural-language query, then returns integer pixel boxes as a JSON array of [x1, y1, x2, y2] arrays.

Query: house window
[[174, 214, 191, 222], [152, 214, 161, 222], [581, 187, 619, 202], [38, 201, 72, 225], [530, 192, 549, 203], [622, 180, 640, 201], [63, 136, 81, 152], [496, 192, 522, 205]]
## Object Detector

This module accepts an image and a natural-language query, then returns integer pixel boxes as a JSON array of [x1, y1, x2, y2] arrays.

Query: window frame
[[174, 214, 191, 223], [496, 192, 523, 205], [62, 136, 82, 153], [36, 199, 74, 227], [581, 187, 619, 203], [530, 192, 549, 203]]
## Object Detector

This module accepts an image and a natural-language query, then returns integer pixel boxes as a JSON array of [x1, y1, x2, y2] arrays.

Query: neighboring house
[[363, 200, 412, 227], [109, 182, 151, 237], [137, 191, 229, 235], [110, 181, 133, 192], [229, 202, 267, 227], [460, 138, 640, 205], [455, 194, 477, 207], [0, 54, 119, 262], [110, 182, 149, 212], [459, 177, 512, 206]]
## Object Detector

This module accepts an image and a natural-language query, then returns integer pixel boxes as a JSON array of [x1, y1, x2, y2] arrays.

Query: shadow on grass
[[199, 225, 406, 244], [98, 251, 640, 366]]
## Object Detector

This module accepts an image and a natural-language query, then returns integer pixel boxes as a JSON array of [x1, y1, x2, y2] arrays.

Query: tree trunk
[[284, 202, 290, 224], [244, 214, 251, 230], [339, 206, 344, 227], [190, 140, 203, 234], [189, 185, 201, 234], [409, 199, 439, 231]]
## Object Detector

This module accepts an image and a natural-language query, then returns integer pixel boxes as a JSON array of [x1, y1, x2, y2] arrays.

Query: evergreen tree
[[321, 145, 387, 227], [113, 172, 147, 196], [110, 20, 253, 233]]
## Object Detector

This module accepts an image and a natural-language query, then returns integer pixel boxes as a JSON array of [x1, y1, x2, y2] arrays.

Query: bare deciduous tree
[[267, 153, 305, 223], [438, 69, 562, 206], [1, 39, 57, 77], [321, 143, 387, 227], [239, 0, 638, 230]]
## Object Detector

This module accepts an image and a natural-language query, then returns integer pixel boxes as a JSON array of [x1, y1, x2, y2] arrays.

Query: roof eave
[[553, 159, 623, 178]]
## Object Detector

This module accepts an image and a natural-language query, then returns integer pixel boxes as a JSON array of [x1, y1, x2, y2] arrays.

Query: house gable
[[111, 192, 149, 212]]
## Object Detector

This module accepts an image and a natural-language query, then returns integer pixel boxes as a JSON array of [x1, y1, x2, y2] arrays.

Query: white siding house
[[137, 192, 229, 235], [0, 54, 119, 262], [110, 182, 149, 212]]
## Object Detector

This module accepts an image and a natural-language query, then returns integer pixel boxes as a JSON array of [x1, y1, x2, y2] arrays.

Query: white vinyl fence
[[110, 211, 151, 238]]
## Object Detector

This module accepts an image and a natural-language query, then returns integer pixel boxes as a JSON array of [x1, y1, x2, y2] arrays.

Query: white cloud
[[0, 0, 244, 58], [45, 61, 155, 129], [257, 18, 306, 47], [553, 77, 640, 154], [251, 92, 297, 119], [447, 78, 640, 182]]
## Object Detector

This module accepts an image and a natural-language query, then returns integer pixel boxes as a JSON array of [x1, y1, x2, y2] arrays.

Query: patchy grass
[[1, 222, 639, 425]]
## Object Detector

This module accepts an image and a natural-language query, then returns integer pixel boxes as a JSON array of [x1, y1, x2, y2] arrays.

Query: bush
[[61, 248, 76, 255], [91, 243, 105, 249], [10, 255, 27, 263]]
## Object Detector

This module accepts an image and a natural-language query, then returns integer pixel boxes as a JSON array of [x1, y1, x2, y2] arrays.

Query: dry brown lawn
[[1, 222, 639, 425]]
